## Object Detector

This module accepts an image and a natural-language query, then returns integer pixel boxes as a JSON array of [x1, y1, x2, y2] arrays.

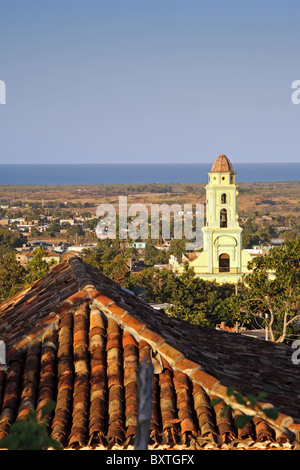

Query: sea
[[0, 163, 299, 185]]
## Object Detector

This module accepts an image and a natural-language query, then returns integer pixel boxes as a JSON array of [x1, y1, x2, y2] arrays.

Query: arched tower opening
[[219, 253, 230, 272], [221, 193, 227, 204]]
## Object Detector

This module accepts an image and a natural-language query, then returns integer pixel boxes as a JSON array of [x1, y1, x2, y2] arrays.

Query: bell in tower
[[220, 209, 228, 228]]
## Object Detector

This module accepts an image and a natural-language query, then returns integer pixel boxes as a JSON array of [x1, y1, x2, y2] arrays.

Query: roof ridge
[[67, 254, 97, 291]]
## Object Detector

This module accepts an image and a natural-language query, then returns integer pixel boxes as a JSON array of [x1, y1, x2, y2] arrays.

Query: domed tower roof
[[211, 154, 234, 173]]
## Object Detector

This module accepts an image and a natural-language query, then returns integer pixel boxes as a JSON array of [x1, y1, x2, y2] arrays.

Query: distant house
[[127, 242, 146, 250], [153, 264, 169, 270], [0, 218, 10, 226], [37, 225, 48, 233], [271, 238, 285, 246], [18, 224, 33, 233], [67, 243, 97, 253], [15, 249, 60, 266], [60, 218, 75, 225], [156, 240, 171, 251], [43, 251, 61, 264], [10, 218, 25, 225], [15, 250, 33, 266]]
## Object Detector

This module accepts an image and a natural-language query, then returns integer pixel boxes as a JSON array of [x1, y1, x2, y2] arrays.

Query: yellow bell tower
[[170, 154, 253, 283], [203, 154, 243, 276]]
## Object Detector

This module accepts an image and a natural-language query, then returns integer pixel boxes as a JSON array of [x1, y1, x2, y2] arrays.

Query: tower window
[[219, 254, 230, 272], [221, 193, 227, 204], [220, 209, 228, 228]]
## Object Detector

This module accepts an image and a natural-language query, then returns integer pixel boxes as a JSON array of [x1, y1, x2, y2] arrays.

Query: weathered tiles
[[16, 342, 41, 421], [88, 307, 107, 444], [0, 353, 24, 439], [106, 317, 125, 445], [138, 340, 160, 442], [173, 370, 197, 441], [253, 416, 275, 442], [123, 330, 139, 442], [212, 396, 236, 443], [36, 327, 58, 428], [51, 310, 74, 447], [68, 302, 90, 447], [192, 382, 217, 440], [159, 358, 178, 444]]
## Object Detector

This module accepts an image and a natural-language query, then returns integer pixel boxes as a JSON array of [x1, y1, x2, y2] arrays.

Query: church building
[[170, 154, 253, 284]]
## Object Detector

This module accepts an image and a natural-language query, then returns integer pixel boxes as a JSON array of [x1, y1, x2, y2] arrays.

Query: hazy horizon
[[0, 162, 299, 185]]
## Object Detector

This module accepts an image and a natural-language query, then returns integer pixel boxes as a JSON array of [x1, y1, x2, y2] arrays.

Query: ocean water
[[0, 163, 299, 185]]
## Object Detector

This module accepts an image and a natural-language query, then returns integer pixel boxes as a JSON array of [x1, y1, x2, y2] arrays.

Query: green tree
[[25, 246, 56, 283], [211, 387, 278, 429], [29, 226, 40, 238], [67, 224, 85, 237], [169, 238, 187, 259], [241, 220, 259, 248], [162, 266, 235, 326], [0, 251, 26, 301], [126, 267, 170, 302], [0, 226, 25, 255], [144, 241, 169, 266], [242, 237, 300, 342], [47, 223, 61, 237], [82, 239, 134, 286], [214, 290, 252, 330], [103, 252, 130, 285], [82, 239, 121, 272], [0, 402, 61, 450]]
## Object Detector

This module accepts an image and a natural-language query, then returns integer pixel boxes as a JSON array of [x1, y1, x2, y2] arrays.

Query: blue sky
[[0, 0, 299, 164]]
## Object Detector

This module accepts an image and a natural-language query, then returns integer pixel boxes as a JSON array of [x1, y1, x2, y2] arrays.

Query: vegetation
[[241, 237, 300, 343], [211, 387, 278, 429], [82, 239, 134, 285], [0, 245, 56, 303], [0, 251, 26, 300], [25, 246, 57, 283], [0, 226, 25, 255], [144, 241, 170, 265], [0, 402, 61, 450]]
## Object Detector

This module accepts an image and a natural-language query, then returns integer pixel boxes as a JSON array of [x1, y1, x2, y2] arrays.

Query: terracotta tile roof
[[0, 254, 299, 450], [211, 154, 234, 173]]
